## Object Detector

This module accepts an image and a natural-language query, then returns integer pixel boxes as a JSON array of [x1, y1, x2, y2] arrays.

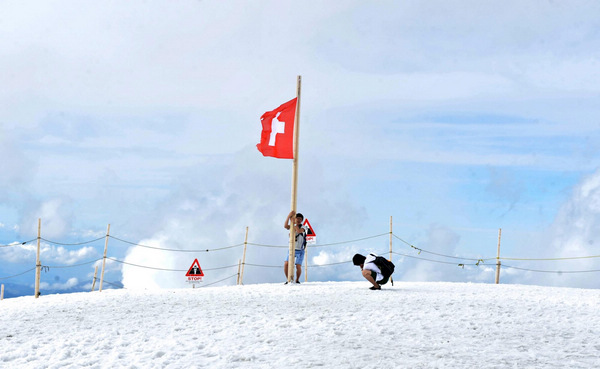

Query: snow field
[[1, 281, 599, 368]]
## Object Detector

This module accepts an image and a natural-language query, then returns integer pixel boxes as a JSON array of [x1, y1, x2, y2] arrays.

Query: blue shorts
[[285, 249, 305, 265]]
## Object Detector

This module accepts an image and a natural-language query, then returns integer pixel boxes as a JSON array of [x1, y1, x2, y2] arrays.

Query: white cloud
[[2, 1, 599, 125], [121, 234, 177, 290], [20, 199, 73, 239], [91, 256, 119, 274], [39, 277, 78, 290], [0, 127, 35, 200], [311, 247, 360, 267], [45, 246, 96, 265], [527, 169, 600, 288], [0, 242, 96, 265]]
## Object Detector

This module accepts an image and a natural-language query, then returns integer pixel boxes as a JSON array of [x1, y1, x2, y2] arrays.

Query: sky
[[1, 0, 600, 297]]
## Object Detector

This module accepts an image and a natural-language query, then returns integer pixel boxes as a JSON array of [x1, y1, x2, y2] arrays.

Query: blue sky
[[2, 1, 600, 297]]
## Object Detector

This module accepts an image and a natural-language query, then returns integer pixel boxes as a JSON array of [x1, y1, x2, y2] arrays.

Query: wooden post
[[1, 284, 4, 300], [389, 216, 393, 262], [287, 75, 302, 284], [240, 227, 248, 285], [91, 266, 98, 292], [99, 224, 110, 292], [304, 245, 308, 283], [495, 228, 502, 284], [236, 259, 242, 285], [34, 218, 41, 298]]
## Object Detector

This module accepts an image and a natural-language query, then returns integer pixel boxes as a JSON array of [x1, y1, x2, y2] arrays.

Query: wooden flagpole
[[287, 75, 302, 283]]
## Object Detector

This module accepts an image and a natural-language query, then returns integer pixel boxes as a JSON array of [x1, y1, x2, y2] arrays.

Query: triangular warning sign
[[303, 219, 316, 237], [186, 258, 204, 277], [303, 218, 316, 245]]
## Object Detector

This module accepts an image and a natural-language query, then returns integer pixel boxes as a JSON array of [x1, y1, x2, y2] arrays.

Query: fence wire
[[3, 230, 600, 287], [0, 239, 37, 248], [108, 235, 244, 252], [41, 237, 105, 246]]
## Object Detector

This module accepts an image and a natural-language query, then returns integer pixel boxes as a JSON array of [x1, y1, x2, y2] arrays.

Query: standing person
[[352, 253, 391, 290], [283, 210, 307, 284]]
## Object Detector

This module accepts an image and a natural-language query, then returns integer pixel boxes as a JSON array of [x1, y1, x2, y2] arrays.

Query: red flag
[[256, 98, 297, 159]]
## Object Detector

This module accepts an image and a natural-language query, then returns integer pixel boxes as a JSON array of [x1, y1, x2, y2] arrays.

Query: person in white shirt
[[283, 211, 308, 284], [352, 253, 390, 290]]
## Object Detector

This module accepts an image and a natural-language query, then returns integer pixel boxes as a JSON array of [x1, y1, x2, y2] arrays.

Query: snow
[[1, 281, 599, 368]]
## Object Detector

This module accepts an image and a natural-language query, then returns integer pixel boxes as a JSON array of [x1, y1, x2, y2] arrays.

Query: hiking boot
[[369, 285, 381, 290], [295, 281, 300, 284]]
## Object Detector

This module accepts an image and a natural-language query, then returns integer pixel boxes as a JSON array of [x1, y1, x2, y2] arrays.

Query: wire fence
[[2, 226, 600, 298]]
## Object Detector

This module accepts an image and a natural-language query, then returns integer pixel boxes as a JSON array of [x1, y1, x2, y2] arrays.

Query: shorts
[[285, 249, 305, 265], [370, 271, 389, 285]]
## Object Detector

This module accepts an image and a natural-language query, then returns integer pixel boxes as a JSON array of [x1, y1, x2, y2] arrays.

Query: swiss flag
[[256, 98, 297, 159]]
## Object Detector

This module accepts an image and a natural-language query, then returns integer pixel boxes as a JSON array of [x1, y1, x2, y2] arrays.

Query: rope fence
[[393, 234, 600, 263], [0, 239, 37, 248], [40, 237, 106, 246], [247, 233, 389, 248], [2, 219, 600, 300], [108, 235, 245, 252]]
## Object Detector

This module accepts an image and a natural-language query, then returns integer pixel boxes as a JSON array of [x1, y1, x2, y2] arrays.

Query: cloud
[[0, 242, 96, 265], [46, 246, 97, 265], [0, 127, 36, 201], [485, 167, 524, 212], [39, 277, 79, 290], [397, 225, 463, 282], [312, 249, 355, 266], [524, 169, 600, 288], [2, 1, 599, 125], [91, 257, 120, 275], [20, 199, 74, 239]]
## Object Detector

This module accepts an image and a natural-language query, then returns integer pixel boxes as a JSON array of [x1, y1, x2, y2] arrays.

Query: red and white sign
[[303, 219, 316, 245], [186, 258, 204, 283]]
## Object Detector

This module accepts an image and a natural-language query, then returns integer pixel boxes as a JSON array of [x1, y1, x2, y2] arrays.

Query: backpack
[[370, 254, 395, 279], [295, 229, 307, 250]]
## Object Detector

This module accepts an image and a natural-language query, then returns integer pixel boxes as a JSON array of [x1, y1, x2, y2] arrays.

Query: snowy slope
[[1, 281, 599, 369]]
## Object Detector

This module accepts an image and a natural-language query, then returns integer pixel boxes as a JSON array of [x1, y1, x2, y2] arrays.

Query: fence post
[[91, 266, 98, 291], [389, 216, 393, 262], [99, 224, 110, 292], [495, 228, 502, 284], [35, 218, 41, 298], [240, 227, 248, 285], [237, 259, 242, 285], [304, 244, 308, 283], [1, 284, 4, 300]]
